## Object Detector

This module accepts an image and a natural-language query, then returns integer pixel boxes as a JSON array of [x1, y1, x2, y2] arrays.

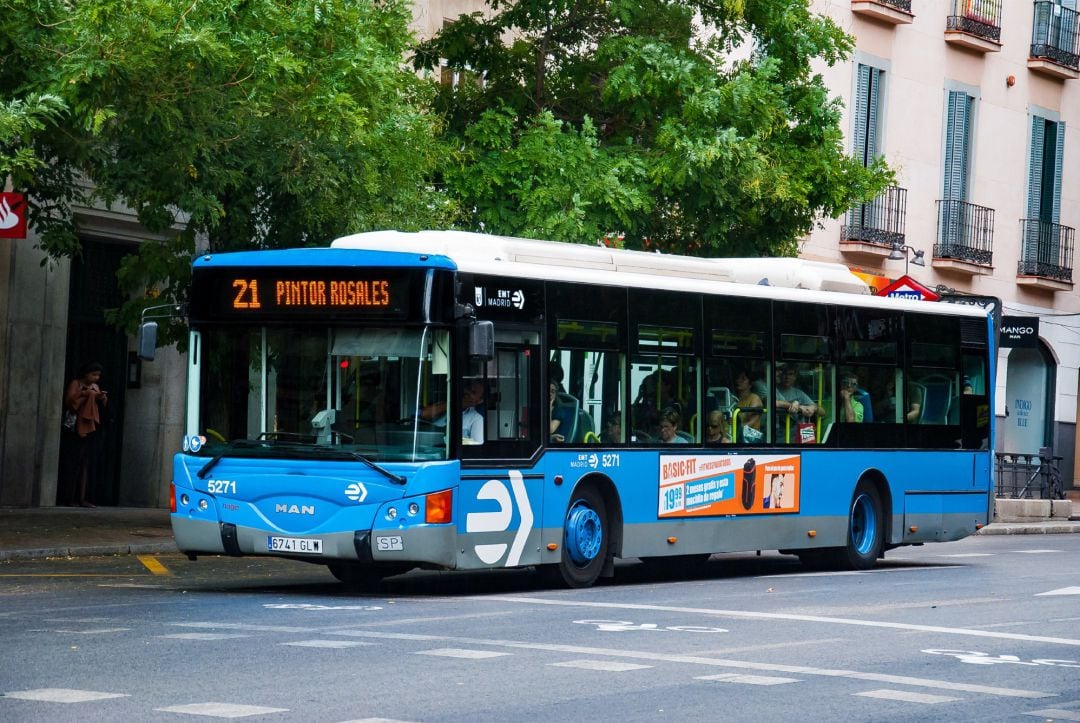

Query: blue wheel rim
[[565, 501, 603, 566], [851, 493, 878, 556]]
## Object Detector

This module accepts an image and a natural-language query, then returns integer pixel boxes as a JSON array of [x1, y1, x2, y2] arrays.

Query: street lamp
[[888, 243, 925, 275]]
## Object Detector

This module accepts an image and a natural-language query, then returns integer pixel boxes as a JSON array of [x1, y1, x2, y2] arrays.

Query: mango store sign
[[875, 274, 940, 301], [0, 193, 27, 240]]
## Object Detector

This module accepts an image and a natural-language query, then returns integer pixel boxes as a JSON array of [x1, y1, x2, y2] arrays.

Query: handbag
[[62, 408, 76, 431]]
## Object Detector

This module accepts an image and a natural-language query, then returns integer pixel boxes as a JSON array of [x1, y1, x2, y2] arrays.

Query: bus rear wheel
[[827, 481, 885, 570], [544, 485, 609, 589]]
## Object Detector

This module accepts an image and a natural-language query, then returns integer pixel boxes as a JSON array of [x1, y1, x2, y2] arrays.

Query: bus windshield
[[195, 325, 451, 461]]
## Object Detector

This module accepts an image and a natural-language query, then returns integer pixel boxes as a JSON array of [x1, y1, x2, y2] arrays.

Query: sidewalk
[[0, 506, 176, 561], [1, 506, 1079, 562]]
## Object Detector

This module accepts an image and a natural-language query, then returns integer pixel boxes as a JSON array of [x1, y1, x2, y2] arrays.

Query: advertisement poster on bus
[[658, 454, 801, 518]]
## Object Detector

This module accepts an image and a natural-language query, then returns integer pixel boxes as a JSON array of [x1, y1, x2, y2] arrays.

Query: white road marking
[[1024, 710, 1080, 721], [696, 673, 801, 685], [698, 637, 848, 656], [1012, 549, 1061, 554], [485, 596, 1080, 647], [762, 565, 964, 578], [338, 719, 419, 723], [52, 628, 131, 634], [154, 702, 289, 718], [326, 629, 1052, 699], [3, 688, 128, 703], [854, 689, 961, 704], [415, 648, 511, 659], [158, 633, 250, 641], [1037, 587, 1080, 596], [281, 640, 374, 649], [937, 553, 992, 558], [549, 660, 652, 672], [171, 622, 314, 633]]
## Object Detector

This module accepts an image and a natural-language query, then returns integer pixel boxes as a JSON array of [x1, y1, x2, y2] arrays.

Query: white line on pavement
[[484, 596, 1080, 647]]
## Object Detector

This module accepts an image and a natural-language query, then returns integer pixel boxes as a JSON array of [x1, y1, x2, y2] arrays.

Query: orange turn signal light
[[807, 530, 816, 538], [425, 489, 453, 524], [909, 525, 919, 533], [547, 543, 558, 551], [667, 537, 678, 544]]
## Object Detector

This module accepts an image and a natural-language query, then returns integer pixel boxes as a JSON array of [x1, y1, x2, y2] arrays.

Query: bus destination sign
[[189, 267, 417, 322]]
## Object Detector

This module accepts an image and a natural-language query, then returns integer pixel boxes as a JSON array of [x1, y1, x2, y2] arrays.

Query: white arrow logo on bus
[[344, 482, 368, 503], [466, 470, 532, 566]]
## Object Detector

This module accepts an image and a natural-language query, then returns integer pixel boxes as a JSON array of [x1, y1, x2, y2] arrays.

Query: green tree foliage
[[1, 0, 455, 341], [415, 0, 892, 255]]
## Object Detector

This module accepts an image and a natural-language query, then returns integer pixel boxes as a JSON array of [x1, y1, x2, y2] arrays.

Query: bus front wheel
[[545, 485, 609, 589]]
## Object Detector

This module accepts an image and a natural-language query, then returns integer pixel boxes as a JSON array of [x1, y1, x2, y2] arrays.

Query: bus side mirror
[[138, 321, 158, 361], [469, 320, 494, 361]]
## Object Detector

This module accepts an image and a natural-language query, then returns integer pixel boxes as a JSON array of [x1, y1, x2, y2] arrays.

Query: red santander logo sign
[[0, 193, 28, 240]]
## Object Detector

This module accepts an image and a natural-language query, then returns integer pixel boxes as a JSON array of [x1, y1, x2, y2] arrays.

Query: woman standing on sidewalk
[[58, 362, 108, 508]]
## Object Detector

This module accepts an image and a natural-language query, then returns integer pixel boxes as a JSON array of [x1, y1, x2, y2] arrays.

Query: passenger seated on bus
[[704, 410, 731, 444], [775, 363, 822, 440], [839, 373, 865, 423], [732, 367, 763, 432], [657, 408, 689, 444], [601, 411, 623, 444]]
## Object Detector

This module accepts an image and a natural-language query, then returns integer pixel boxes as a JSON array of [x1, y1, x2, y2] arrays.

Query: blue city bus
[[161, 230, 995, 588]]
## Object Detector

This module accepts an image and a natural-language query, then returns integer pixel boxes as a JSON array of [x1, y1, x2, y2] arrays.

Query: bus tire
[[545, 485, 609, 589], [828, 481, 884, 570]]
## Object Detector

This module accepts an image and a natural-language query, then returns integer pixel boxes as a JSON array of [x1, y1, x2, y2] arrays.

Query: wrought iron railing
[[947, 0, 1002, 42], [865, 0, 912, 12], [841, 186, 907, 248], [1031, 1, 1079, 69], [1018, 218, 1075, 281], [995, 449, 1065, 500], [934, 199, 994, 265]]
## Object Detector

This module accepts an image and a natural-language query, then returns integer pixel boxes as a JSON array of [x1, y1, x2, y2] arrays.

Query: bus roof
[[332, 230, 988, 319]]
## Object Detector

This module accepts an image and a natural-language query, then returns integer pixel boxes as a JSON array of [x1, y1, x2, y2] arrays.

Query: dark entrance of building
[[62, 238, 135, 506]]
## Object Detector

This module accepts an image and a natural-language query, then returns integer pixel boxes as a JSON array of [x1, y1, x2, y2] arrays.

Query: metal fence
[[1018, 218, 1075, 282], [995, 449, 1065, 499], [934, 199, 995, 265], [1031, 0, 1080, 69], [842, 186, 907, 248], [947, 0, 1002, 42]]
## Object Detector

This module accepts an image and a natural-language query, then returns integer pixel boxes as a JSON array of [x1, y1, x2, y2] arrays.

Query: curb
[[977, 522, 1080, 535], [0, 541, 177, 562]]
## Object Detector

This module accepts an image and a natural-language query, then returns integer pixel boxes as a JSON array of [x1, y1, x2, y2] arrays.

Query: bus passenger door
[[459, 328, 545, 569]]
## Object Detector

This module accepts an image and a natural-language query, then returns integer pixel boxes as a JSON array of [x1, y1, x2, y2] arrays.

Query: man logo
[[276, 504, 315, 515]]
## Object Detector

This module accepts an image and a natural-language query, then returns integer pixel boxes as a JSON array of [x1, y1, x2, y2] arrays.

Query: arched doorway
[[1003, 342, 1054, 455]]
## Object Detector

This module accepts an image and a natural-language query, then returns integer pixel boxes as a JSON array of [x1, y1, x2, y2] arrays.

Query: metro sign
[[875, 274, 940, 302], [0, 193, 27, 240]]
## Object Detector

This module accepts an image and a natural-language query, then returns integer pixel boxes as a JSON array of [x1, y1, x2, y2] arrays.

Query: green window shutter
[[852, 64, 870, 165], [943, 91, 971, 202], [1025, 115, 1046, 262], [1052, 120, 1065, 226]]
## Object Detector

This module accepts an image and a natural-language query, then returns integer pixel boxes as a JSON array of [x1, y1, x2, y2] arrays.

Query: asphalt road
[[1, 534, 1078, 722]]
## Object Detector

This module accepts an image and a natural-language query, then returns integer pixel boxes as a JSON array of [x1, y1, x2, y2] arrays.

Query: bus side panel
[[537, 449, 993, 559], [453, 470, 545, 570]]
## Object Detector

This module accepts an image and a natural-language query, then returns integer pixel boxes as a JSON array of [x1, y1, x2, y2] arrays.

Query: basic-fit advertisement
[[658, 454, 801, 518]]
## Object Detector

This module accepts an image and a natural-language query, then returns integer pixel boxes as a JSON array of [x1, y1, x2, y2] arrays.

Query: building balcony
[[851, 0, 913, 25], [933, 199, 995, 275], [1029, 1, 1080, 79], [1017, 218, 1075, 290], [840, 186, 907, 258], [945, 0, 1002, 52]]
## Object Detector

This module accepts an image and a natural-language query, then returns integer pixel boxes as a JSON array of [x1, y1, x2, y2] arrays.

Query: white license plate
[[267, 536, 323, 555]]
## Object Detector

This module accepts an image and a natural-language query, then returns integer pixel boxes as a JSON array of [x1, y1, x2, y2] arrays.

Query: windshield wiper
[[333, 449, 407, 486], [197, 439, 262, 479], [196, 438, 406, 485]]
